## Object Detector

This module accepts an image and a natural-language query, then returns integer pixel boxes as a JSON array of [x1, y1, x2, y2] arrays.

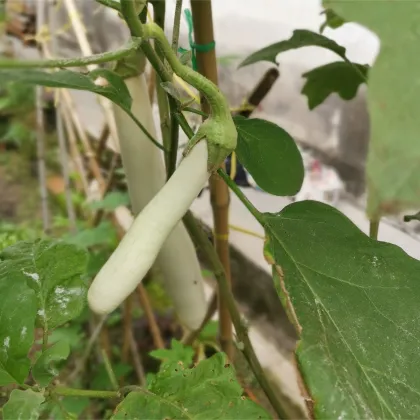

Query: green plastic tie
[[177, 8, 215, 71]]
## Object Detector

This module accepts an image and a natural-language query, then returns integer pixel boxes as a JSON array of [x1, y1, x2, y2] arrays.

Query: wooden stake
[[190, 0, 234, 361]]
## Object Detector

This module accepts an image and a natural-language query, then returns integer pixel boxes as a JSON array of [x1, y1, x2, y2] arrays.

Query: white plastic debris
[[294, 158, 344, 206]]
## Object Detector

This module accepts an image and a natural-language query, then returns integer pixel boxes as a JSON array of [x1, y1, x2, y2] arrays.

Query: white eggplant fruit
[[88, 75, 208, 330]]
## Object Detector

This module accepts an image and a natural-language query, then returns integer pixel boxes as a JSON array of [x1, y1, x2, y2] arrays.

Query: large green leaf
[[0, 68, 131, 111], [0, 259, 37, 385], [0, 239, 89, 330], [0, 68, 164, 151], [32, 340, 70, 387], [2, 389, 45, 420], [112, 353, 270, 419], [239, 29, 346, 68], [263, 200, 420, 418], [302, 61, 368, 109], [324, 0, 420, 216], [234, 117, 304, 196]]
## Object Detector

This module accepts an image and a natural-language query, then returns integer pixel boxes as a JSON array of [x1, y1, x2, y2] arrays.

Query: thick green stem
[[121, 0, 180, 177], [143, 24, 229, 118], [182, 106, 208, 118], [217, 169, 264, 224], [96, 0, 121, 12], [0, 39, 141, 69], [120, 0, 197, 151], [167, 98, 180, 177], [121, 1, 230, 118], [53, 388, 119, 399], [183, 211, 290, 419], [153, 2, 180, 178]]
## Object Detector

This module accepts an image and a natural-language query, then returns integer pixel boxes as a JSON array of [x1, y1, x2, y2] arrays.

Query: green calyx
[[183, 115, 237, 173], [141, 22, 237, 172]]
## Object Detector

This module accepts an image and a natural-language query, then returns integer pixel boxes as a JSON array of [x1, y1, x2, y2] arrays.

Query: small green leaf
[[239, 29, 346, 68], [87, 191, 130, 211], [0, 259, 37, 385], [32, 340, 70, 387], [160, 81, 184, 103], [234, 117, 304, 196], [323, 0, 420, 216], [112, 353, 270, 419], [0, 239, 89, 330], [0, 69, 164, 150], [320, 8, 346, 33], [2, 389, 45, 420], [264, 200, 420, 418], [302, 61, 368, 109], [149, 339, 194, 369], [0, 69, 131, 111]]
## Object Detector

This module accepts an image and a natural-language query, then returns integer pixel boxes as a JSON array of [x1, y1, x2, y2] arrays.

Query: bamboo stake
[[59, 99, 89, 195], [35, 0, 51, 233], [56, 110, 77, 232], [49, 10, 77, 232], [61, 0, 120, 151], [190, 0, 234, 361], [42, 41, 103, 192], [60, 89, 106, 189]]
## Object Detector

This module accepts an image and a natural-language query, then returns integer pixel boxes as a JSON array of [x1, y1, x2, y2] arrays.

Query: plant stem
[[182, 292, 217, 346], [128, 329, 146, 386], [183, 211, 289, 419], [153, 2, 180, 178], [42, 326, 49, 352], [67, 315, 108, 382], [167, 100, 180, 177], [217, 169, 263, 224], [172, 0, 183, 52], [96, 0, 121, 12], [369, 219, 380, 240], [0, 39, 142, 68], [182, 106, 208, 118], [53, 387, 119, 399], [122, 294, 133, 363], [137, 283, 165, 349], [152, 1, 173, 174], [101, 349, 119, 391], [121, 0, 189, 178], [190, 0, 234, 360]]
